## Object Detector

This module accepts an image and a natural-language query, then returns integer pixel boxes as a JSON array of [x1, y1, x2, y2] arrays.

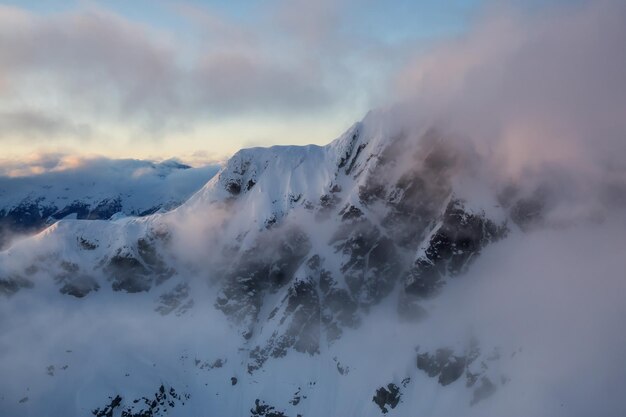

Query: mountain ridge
[[0, 111, 612, 417]]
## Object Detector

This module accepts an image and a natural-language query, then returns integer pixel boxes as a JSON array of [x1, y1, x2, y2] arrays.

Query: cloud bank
[[380, 0, 626, 225]]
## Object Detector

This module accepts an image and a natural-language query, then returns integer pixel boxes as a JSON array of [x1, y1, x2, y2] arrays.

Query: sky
[[0, 0, 590, 167]]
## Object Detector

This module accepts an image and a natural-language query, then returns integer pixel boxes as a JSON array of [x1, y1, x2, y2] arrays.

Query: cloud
[[0, 152, 84, 177], [0, 151, 219, 177], [0, 110, 92, 141], [192, 52, 331, 114], [393, 1, 626, 167], [0, 1, 378, 143], [0, 6, 183, 126], [436, 217, 626, 417], [272, 0, 344, 47], [0, 0, 486, 158], [380, 0, 626, 223]]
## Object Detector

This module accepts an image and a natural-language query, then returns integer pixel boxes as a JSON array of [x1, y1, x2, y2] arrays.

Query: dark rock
[[106, 254, 151, 293], [108, 384, 190, 417], [375, 130, 473, 251], [137, 205, 163, 216], [372, 383, 401, 413], [306, 254, 321, 270], [0, 275, 33, 296], [337, 130, 361, 169], [340, 205, 363, 221], [265, 215, 277, 229], [78, 236, 98, 250], [59, 277, 99, 298], [0, 199, 57, 249], [87, 197, 122, 220], [345, 143, 366, 175], [439, 355, 466, 386], [194, 358, 227, 370], [248, 277, 320, 373], [52, 201, 90, 220], [290, 388, 302, 405], [210, 358, 225, 368], [415, 339, 502, 401], [155, 283, 192, 316], [318, 193, 339, 213], [92, 395, 122, 417], [226, 180, 242, 195], [334, 358, 349, 375], [250, 399, 286, 417], [416, 348, 466, 386], [319, 268, 359, 341], [216, 226, 311, 341], [54, 261, 100, 297], [405, 199, 506, 298], [137, 238, 159, 267], [333, 219, 400, 306], [358, 181, 387, 206], [137, 238, 174, 285], [104, 236, 174, 293]]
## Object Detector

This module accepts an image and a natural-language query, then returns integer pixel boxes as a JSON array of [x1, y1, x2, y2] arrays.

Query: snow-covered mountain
[[1, 112, 625, 417], [0, 159, 220, 249]]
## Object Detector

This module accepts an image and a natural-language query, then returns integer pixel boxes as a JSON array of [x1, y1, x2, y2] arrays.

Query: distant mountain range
[[0, 158, 220, 249]]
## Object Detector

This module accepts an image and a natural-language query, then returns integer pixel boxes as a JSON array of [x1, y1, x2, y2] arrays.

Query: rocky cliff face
[[189, 120, 511, 373]]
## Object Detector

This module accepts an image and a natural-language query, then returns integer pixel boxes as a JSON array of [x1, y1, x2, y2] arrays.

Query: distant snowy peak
[[0, 158, 220, 249]]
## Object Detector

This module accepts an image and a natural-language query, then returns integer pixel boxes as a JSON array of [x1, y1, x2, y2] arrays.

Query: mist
[[382, 0, 626, 224]]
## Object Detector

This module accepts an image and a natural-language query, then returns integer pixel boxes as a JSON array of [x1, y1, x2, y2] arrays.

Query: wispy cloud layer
[[0, 1, 395, 154]]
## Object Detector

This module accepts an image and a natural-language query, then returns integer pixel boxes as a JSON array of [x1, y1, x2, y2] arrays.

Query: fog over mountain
[[1, 1, 625, 417]]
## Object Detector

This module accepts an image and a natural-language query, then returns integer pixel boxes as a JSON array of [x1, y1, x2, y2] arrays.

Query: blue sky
[[8, 0, 481, 39], [0, 0, 588, 165]]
